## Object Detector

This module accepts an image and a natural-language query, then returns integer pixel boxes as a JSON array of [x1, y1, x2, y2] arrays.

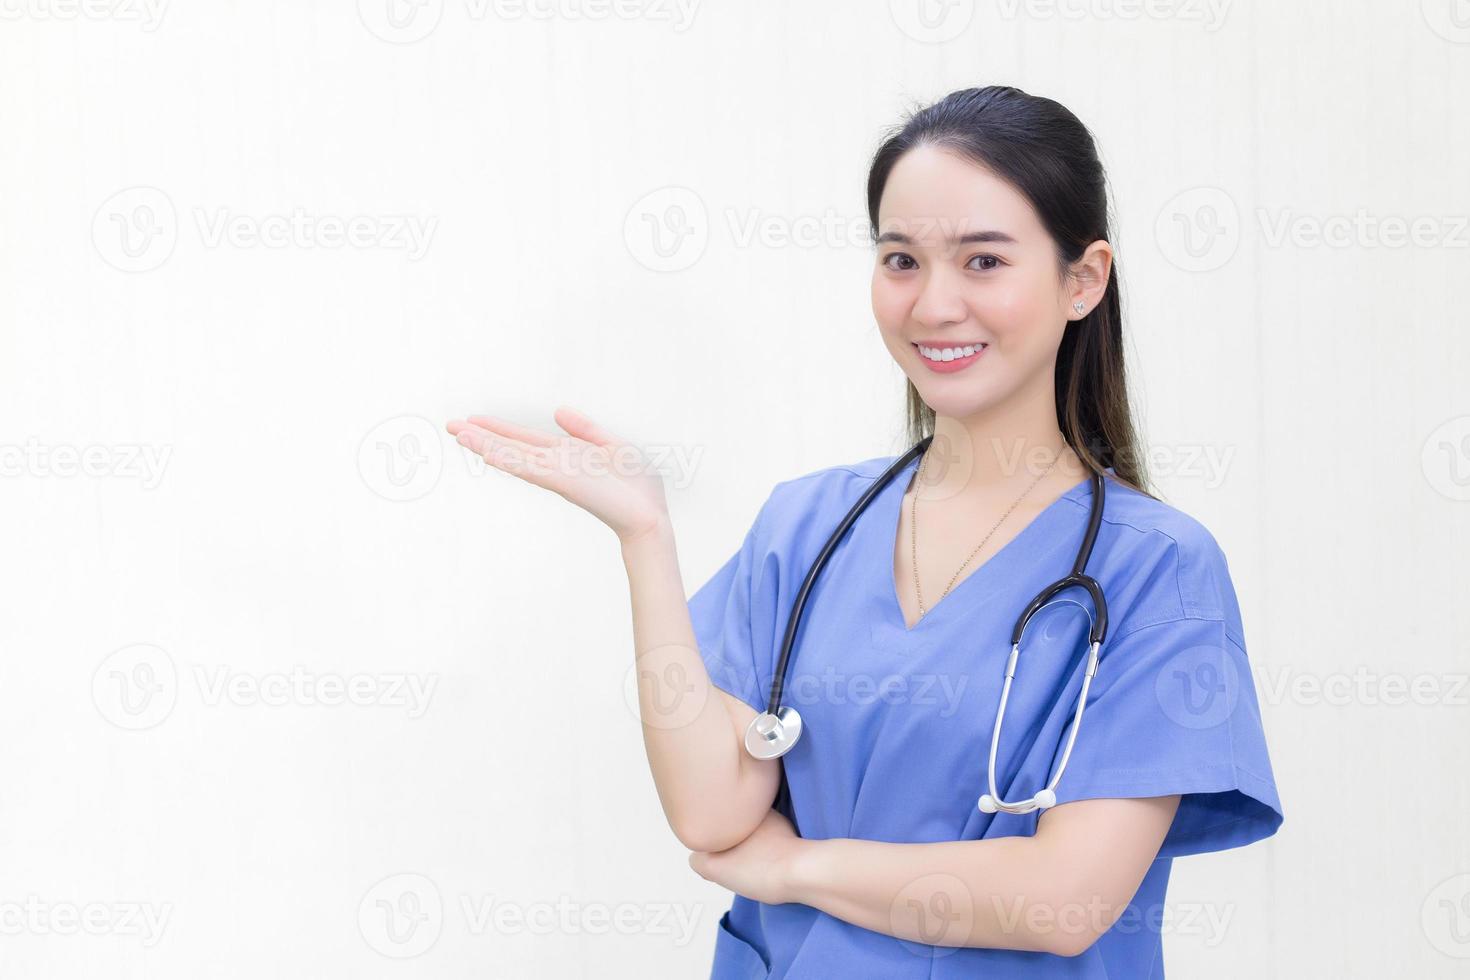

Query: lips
[[913, 341, 988, 373]]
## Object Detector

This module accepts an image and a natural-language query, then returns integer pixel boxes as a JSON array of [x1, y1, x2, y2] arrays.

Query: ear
[[1066, 240, 1114, 320]]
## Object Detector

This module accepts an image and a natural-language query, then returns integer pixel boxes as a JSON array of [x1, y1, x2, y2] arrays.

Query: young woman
[[447, 85, 1284, 978]]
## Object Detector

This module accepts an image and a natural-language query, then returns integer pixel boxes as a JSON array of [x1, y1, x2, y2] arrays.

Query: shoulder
[[754, 451, 902, 529], [741, 452, 905, 564], [1082, 476, 1244, 642]]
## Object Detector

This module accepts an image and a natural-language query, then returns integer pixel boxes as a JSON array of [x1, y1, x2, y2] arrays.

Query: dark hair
[[866, 85, 1154, 498]]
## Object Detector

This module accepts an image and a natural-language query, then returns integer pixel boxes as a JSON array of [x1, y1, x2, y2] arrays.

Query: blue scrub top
[[687, 451, 1284, 979]]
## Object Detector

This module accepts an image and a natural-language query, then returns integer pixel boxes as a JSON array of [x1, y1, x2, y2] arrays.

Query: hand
[[688, 808, 804, 906], [446, 405, 670, 543]]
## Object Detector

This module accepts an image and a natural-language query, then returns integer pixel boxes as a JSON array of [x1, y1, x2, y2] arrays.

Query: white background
[[2, 0, 1468, 976]]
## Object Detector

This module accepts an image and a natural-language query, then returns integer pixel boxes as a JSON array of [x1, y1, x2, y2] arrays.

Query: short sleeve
[[685, 500, 774, 715], [1051, 612, 1285, 858]]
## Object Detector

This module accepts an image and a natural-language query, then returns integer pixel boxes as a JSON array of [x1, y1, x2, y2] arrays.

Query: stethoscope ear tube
[[744, 437, 934, 759], [984, 470, 1110, 813], [746, 439, 1112, 825]]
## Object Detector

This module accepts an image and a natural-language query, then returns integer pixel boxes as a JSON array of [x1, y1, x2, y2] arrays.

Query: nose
[[909, 264, 969, 329]]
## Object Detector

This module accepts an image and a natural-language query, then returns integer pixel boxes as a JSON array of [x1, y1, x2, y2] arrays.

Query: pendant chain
[[910, 445, 1065, 617]]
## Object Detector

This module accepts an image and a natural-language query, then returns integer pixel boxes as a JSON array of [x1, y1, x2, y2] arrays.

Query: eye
[[881, 252, 917, 271], [968, 254, 1003, 272]]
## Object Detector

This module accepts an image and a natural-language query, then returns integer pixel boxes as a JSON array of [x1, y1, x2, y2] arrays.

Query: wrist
[[618, 515, 674, 554], [783, 836, 836, 906]]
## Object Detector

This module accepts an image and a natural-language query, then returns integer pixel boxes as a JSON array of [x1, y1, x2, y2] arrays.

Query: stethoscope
[[743, 435, 1111, 816]]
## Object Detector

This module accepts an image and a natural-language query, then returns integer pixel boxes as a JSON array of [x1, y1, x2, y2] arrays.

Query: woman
[[447, 85, 1284, 978]]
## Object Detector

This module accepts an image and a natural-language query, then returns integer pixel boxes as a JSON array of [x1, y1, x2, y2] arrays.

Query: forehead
[[876, 144, 1043, 245]]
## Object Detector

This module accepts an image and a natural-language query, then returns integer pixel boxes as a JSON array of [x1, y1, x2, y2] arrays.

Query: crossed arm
[[689, 794, 1180, 958]]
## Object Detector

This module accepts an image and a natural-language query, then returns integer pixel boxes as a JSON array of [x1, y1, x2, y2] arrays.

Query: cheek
[[870, 276, 905, 326], [976, 280, 1054, 342]]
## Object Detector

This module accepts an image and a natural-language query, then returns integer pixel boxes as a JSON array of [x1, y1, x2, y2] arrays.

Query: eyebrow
[[874, 229, 1019, 246]]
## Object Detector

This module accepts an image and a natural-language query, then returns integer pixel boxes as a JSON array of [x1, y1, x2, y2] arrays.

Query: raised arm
[[620, 520, 782, 851], [448, 406, 779, 854]]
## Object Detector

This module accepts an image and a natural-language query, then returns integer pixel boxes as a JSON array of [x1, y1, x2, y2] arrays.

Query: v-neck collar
[[876, 453, 1097, 637]]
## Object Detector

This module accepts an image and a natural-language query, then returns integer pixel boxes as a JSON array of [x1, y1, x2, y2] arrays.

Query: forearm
[[786, 835, 1095, 957], [620, 519, 769, 852]]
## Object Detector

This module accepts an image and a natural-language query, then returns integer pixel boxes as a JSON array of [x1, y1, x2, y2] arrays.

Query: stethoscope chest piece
[[744, 706, 802, 760]]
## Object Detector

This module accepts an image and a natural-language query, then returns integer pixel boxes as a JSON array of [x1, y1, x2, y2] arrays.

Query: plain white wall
[[1, 0, 1467, 976]]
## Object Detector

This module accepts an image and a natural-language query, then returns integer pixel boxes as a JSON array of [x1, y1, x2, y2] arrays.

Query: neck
[[918, 378, 1085, 497]]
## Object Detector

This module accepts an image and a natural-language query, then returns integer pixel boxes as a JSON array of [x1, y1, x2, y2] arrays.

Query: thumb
[[553, 405, 627, 449]]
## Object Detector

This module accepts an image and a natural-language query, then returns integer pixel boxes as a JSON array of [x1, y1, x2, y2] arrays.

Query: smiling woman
[[446, 84, 1283, 980]]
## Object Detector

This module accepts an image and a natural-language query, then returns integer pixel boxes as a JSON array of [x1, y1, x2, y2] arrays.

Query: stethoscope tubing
[[752, 435, 1113, 817]]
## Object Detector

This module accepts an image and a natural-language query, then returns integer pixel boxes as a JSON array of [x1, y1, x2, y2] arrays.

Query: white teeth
[[917, 344, 986, 362]]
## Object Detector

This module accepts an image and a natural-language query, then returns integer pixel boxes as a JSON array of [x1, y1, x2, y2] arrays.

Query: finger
[[552, 404, 627, 450], [452, 424, 551, 485], [459, 414, 560, 449]]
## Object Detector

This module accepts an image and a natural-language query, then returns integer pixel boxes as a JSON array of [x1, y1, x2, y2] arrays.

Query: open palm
[[445, 405, 670, 542]]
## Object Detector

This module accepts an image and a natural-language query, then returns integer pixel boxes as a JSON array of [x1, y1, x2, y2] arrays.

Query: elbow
[[1046, 927, 1102, 959], [1034, 872, 1108, 958], [668, 813, 751, 854]]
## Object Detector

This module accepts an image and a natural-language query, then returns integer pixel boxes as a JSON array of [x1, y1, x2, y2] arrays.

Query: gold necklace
[[909, 445, 1065, 618]]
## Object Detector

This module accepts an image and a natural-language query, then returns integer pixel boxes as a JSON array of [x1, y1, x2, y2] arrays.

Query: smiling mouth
[[913, 342, 988, 363]]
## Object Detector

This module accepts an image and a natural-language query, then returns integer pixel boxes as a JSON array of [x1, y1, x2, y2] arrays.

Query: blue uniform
[[687, 452, 1284, 978]]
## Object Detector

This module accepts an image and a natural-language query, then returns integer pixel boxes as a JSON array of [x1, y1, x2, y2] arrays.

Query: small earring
[[1073, 301, 1085, 314]]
